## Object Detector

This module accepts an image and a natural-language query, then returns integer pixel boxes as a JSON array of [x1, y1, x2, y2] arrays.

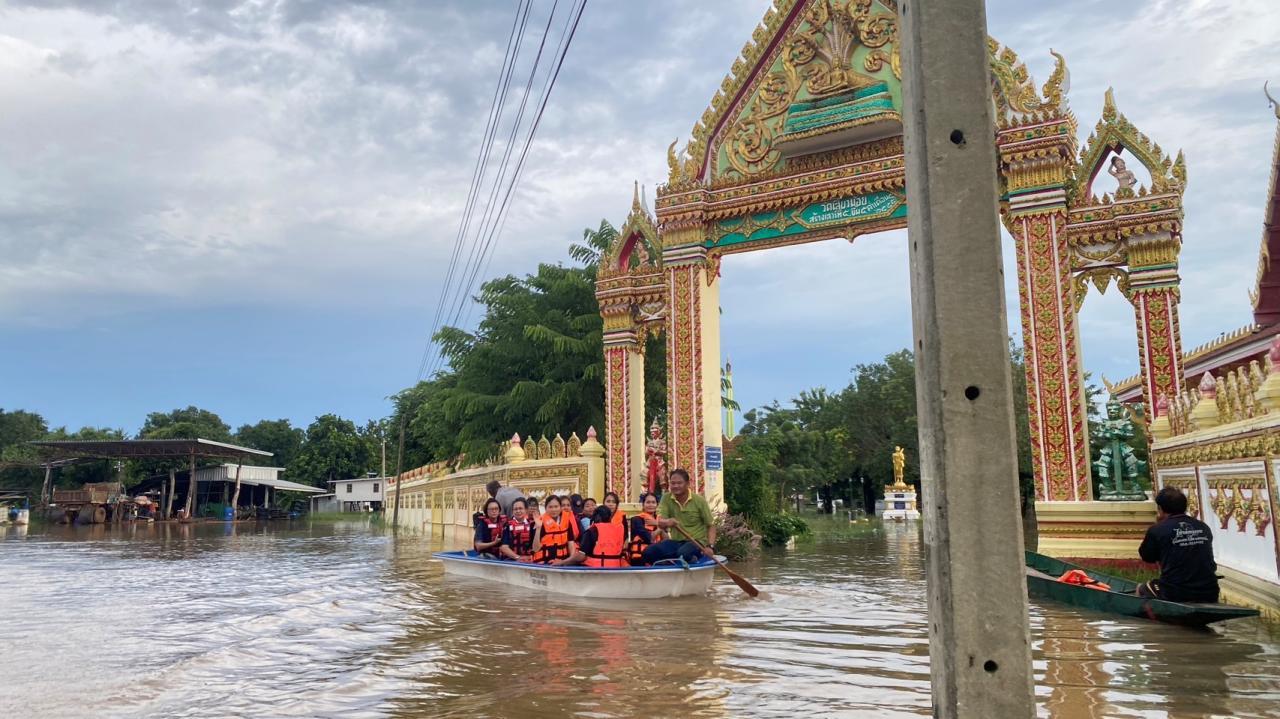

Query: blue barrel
[[223, 506, 235, 521]]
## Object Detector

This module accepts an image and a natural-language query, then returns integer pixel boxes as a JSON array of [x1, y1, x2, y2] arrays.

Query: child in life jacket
[[473, 498, 505, 558], [579, 506, 627, 568], [532, 495, 580, 565], [627, 492, 662, 565], [499, 498, 536, 562], [525, 496, 540, 527], [579, 498, 598, 533]]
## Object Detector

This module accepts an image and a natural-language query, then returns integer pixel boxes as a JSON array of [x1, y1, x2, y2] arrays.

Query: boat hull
[[1025, 551, 1259, 627], [435, 551, 717, 599]]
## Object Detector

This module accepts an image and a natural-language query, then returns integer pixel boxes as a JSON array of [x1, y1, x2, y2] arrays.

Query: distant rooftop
[[29, 438, 272, 460]]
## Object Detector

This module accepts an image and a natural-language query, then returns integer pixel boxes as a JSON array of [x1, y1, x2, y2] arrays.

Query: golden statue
[[891, 446, 907, 487]]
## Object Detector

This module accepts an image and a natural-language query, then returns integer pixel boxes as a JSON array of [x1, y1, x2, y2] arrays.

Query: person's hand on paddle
[[702, 544, 716, 559]]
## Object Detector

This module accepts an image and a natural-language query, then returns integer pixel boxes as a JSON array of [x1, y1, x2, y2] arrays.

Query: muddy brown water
[[2, 519, 1278, 718]]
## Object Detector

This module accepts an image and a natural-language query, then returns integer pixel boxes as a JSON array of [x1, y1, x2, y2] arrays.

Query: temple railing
[[1154, 345, 1278, 439], [390, 428, 605, 534]]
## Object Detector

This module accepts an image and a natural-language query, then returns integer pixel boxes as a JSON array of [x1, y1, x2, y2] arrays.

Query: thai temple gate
[[594, 0, 1186, 516]]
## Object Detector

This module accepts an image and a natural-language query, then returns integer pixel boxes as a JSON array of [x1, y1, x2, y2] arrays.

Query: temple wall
[[1149, 359, 1280, 618], [390, 431, 605, 534]]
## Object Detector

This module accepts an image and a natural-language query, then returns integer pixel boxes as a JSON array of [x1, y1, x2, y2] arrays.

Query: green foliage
[[290, 414, 374, 487], [756, 512, 810, 547], [234, 419, 305, 468], [729, 343, 1034, 516], [712, 513, 761, 560], [393, 220, 667, 466], [724, 443, 774, 521], [0, 410, 129, 495], [140, 406, 232, 441]]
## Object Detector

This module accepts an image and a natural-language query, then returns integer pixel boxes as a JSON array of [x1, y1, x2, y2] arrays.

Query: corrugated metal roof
[[29, 438, 271, 459]]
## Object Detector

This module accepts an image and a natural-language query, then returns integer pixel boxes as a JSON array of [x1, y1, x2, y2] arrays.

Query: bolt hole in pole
[[983, 660, 999, 673], [949, 129, 966, 146], [964, 385, 981, 401]]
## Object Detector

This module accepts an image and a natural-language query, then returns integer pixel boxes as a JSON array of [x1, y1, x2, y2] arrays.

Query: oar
[[673, 523, 760, 598]]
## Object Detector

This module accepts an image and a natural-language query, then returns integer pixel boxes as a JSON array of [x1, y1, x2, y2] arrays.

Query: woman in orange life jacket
[[473, 498, 505, 558], [627, 492, 663, 565], [578, 505, 627, 568], [603, 492, 625, 531], [532, 495, 580, 565], [499, 498, 536, 562]]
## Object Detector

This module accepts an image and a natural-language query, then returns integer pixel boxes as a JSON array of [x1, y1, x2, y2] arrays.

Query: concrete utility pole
[[898, 0, 1036, 716]]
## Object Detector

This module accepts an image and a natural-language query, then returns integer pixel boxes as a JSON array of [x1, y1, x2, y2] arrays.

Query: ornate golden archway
[[597, 0, 1185, 508]]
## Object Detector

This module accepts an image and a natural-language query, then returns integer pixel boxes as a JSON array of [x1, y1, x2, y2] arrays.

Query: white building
[[312, 476, 387, 513]]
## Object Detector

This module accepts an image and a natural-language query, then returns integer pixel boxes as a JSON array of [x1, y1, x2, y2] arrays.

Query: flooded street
[[2, 519, 1278, 718]]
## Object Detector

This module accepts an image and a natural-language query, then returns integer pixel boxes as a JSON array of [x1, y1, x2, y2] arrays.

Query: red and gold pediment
[[668, 0, 903, 186]]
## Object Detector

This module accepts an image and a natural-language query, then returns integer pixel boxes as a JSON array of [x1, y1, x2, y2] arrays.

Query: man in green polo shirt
[[642, 468, 717, 564]]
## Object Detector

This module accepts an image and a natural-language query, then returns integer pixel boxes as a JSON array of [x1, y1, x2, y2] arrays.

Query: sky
[[2, 0, 1279, 436]]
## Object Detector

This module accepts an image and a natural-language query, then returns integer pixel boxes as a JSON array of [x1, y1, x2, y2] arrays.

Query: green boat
[[1025, 551, 1260, 627]]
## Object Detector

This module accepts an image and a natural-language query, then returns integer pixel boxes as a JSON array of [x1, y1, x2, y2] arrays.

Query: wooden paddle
[[673, 523, 760, 598]]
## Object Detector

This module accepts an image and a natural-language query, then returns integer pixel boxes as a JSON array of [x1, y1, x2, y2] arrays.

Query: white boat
[[434, 550, 718, 599]]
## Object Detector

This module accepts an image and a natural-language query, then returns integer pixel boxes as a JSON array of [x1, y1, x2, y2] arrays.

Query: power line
[[415, 1, 531, 381], [459, 0, 586, 333], [432, 0, 586, 368]]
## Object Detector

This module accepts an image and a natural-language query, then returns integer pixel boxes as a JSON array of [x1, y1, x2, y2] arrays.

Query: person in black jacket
[[1137, 486, 1220, 602]]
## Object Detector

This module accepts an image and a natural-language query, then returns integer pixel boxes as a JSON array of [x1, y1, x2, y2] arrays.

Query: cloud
[[2, 0, 1279, 424]]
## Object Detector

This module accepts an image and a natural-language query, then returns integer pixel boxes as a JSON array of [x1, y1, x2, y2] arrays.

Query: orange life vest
[[534, 512, 574, 563], [1058, 569, 1111, 592], [505, 516, 535, 558], [626, 511, 658, 564], [585, 520, 626, 568]]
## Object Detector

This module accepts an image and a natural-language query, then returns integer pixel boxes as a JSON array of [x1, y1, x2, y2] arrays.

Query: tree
[[140, 406, 232, 441], [0, 409, 50, 493], [290, 414, 374, 487], [395, 220, 666, 465], [234, 419, 304, 469]]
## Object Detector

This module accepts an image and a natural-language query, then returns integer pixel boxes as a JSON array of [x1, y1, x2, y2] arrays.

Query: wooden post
[[392, 415, 406, 530], [229, 458, 245, 518], [899, 0, 1035, 715], [164, 468, 175, 519], [184, 452, 197, 518], [40, 464, 52, 506]]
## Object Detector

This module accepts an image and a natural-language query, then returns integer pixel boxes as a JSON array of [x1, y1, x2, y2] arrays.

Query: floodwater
[[2, 519, 1278, 718]]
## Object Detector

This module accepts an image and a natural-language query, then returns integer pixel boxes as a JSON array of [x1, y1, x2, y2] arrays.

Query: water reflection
[[0, 519, 1277, 718]]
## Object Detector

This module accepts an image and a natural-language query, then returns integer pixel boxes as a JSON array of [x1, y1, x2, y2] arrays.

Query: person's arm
[[498, 526, 521, 560], [530, 522, 544, 554], [560, 528, 593, 566], [1138, 526, 1159, 564], [656, 496, 678, 528]]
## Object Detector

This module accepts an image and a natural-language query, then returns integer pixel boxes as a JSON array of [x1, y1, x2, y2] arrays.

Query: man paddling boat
[[642, 468, 716, 565]]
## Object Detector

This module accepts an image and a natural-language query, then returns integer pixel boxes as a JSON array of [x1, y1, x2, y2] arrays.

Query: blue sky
[[2, 0, 1279, 435]]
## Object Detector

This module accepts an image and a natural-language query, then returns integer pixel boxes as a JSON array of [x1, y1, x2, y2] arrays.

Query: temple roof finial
[[1266, 81, 1280, 121]]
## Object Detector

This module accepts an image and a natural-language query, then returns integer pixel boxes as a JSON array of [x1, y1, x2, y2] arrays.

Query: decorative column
[[1128, 235, 1184, 420], [1001, 125, 1093, 502], [602, 325, 645, 501], [663, 244, 724, 509]]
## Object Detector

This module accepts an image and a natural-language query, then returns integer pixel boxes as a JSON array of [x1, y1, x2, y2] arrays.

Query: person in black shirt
[[1137, 486, 1220, 602]]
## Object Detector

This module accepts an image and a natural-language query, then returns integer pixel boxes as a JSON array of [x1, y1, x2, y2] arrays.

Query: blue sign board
[[705, 446, 723, 471]]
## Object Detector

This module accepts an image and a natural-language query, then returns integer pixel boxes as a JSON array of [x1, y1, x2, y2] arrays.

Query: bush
[[756, 512, 810, 547], [714, 512, 761, 561], [723, 445, 774, 522]]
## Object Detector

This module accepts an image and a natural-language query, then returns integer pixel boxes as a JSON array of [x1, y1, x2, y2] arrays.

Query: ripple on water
[[2, 520, 1279, 718]]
